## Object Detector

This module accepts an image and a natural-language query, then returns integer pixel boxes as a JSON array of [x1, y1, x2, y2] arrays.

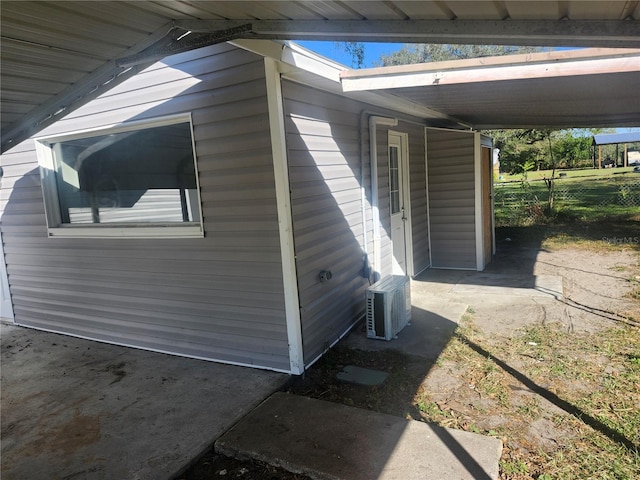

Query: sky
[[296, 41, 402, 68]]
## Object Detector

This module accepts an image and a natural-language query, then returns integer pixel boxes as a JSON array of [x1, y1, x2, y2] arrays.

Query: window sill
[[46, 223, 204, 239]]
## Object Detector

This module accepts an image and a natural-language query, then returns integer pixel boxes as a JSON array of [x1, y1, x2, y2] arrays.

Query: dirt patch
[[176, 448, 310, 480]]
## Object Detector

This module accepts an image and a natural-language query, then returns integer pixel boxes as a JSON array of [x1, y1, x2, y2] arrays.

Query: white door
[[0, 230, 14, 321], [389, 132, 410, 275]]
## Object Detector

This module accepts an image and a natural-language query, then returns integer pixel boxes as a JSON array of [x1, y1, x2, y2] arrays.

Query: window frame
[[35, 113, 204, 239]]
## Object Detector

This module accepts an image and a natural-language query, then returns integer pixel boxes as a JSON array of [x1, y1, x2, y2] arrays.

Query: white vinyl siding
[[0, 44, 290, 371], [283, 81, 430, 365], [283, 82, 368, 365], [426, 128, 477, 270], [408, 124, 430, 274]]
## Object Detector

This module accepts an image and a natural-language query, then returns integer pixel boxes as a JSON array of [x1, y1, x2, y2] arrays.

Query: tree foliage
[[489, 128, 612, 174], [377, 44, 547, 66], [337, 41, 366, 68]]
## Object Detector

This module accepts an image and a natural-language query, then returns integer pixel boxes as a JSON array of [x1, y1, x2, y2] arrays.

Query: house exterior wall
[[0, 44, 291, 371], [426, 128, 477, 269], [283, 81, 369, 365], [282, 80, 430, 365]]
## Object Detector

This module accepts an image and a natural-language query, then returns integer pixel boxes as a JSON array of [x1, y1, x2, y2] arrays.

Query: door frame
[[481, 145, 494, 266], [474, 133, 495, 271], [388, 130, 414, 276]]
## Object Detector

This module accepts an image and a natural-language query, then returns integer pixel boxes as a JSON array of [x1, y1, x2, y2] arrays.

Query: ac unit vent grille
[[366, 275, 411, 341]]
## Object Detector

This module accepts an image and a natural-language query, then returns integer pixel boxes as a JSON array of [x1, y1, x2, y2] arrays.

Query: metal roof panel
[[1, 1, 639, 151], [593, 132, 640, 145]]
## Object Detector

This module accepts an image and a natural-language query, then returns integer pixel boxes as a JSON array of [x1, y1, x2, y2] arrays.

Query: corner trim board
[[474, 131, 484, 271], [264, 57, 304, 375]]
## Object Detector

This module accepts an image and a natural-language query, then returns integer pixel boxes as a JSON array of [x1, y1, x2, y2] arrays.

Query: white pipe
[[359, 110, 370, 279], [369, 115, 398, 280]]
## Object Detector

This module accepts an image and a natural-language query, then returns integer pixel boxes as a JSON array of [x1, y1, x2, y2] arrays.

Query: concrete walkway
[[217, 392, 503, 480], [0, 323, 288, 480]]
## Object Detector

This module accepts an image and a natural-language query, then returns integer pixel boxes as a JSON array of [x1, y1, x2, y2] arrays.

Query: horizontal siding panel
[[14, 308, 289, 371], [9, 308, 287, 350], [9, 260, 283, 283], [0, 173, 41, 190], [4, 244, 282, 263], [198, 165, 275, 186], [284, 101, 361, 128], [5, 253, 283, 276], [11, 283, 285, 317], [9, 268, 284, 295], [201, 218, 279, 234], [289, 164, 361, 182], [196, 131, 271, 158], [291, 191, 361, 216], [427, 128, 477, 270], [0, 44, 290, 371], [288, 177, 362, 200], [291, 203, 362, 231], [284, 81, 371, 366], [9, 303, 286, 342], [428, 180, 476, 193], [294, 221, 364, 250], [286, 135, 359, 154]]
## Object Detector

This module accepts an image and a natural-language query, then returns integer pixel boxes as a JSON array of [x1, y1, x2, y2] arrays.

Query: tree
[[336, 41, 366, 68], [377, 44, 547, 66]]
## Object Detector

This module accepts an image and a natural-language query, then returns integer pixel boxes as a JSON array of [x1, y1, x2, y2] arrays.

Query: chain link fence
[[494, 176, 640, 226]]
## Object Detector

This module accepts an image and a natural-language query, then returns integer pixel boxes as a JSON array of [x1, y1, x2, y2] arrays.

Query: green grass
[[416, 318, 640, 480], [494, 176, 640, 238]]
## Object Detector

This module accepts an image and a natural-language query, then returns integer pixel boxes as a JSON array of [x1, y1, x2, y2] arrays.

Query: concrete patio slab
[[336, 365, 388, 386], [452, 274, 564, 298], [0, 323, 288, 480], [216, 392, 502, 480]]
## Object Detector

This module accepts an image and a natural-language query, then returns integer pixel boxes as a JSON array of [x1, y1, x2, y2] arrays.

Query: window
[[36, 114, 203, 238], [389, 145, 400, 214]]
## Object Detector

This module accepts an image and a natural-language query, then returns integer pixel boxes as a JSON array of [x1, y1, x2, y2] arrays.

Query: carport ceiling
[[2, 1, 640, 152], [341, 48, 640, 129]]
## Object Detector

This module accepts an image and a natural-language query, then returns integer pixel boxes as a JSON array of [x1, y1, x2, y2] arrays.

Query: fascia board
[[230, 39, 467, 126], [341, 55, 640, 92]]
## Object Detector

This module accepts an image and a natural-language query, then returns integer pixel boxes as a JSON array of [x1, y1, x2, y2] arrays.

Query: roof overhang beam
[[177, 19, 640, 48], [340, 49, 640, 92]]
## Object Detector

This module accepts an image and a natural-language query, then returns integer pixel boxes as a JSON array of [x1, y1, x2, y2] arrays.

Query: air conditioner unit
[[366, 275, 411, 341]]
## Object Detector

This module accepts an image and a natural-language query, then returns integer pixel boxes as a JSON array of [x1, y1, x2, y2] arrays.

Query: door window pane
[[389, 146, 400, 214]]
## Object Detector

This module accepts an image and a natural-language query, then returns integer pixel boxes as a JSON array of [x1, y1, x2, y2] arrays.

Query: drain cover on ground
[[336, 365, 389, 386]]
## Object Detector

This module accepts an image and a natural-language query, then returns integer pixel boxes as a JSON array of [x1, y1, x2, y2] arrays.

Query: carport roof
[[593, 132, 640, 145], [340, 48, 640, 129], [1, 1, 639, 152]]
